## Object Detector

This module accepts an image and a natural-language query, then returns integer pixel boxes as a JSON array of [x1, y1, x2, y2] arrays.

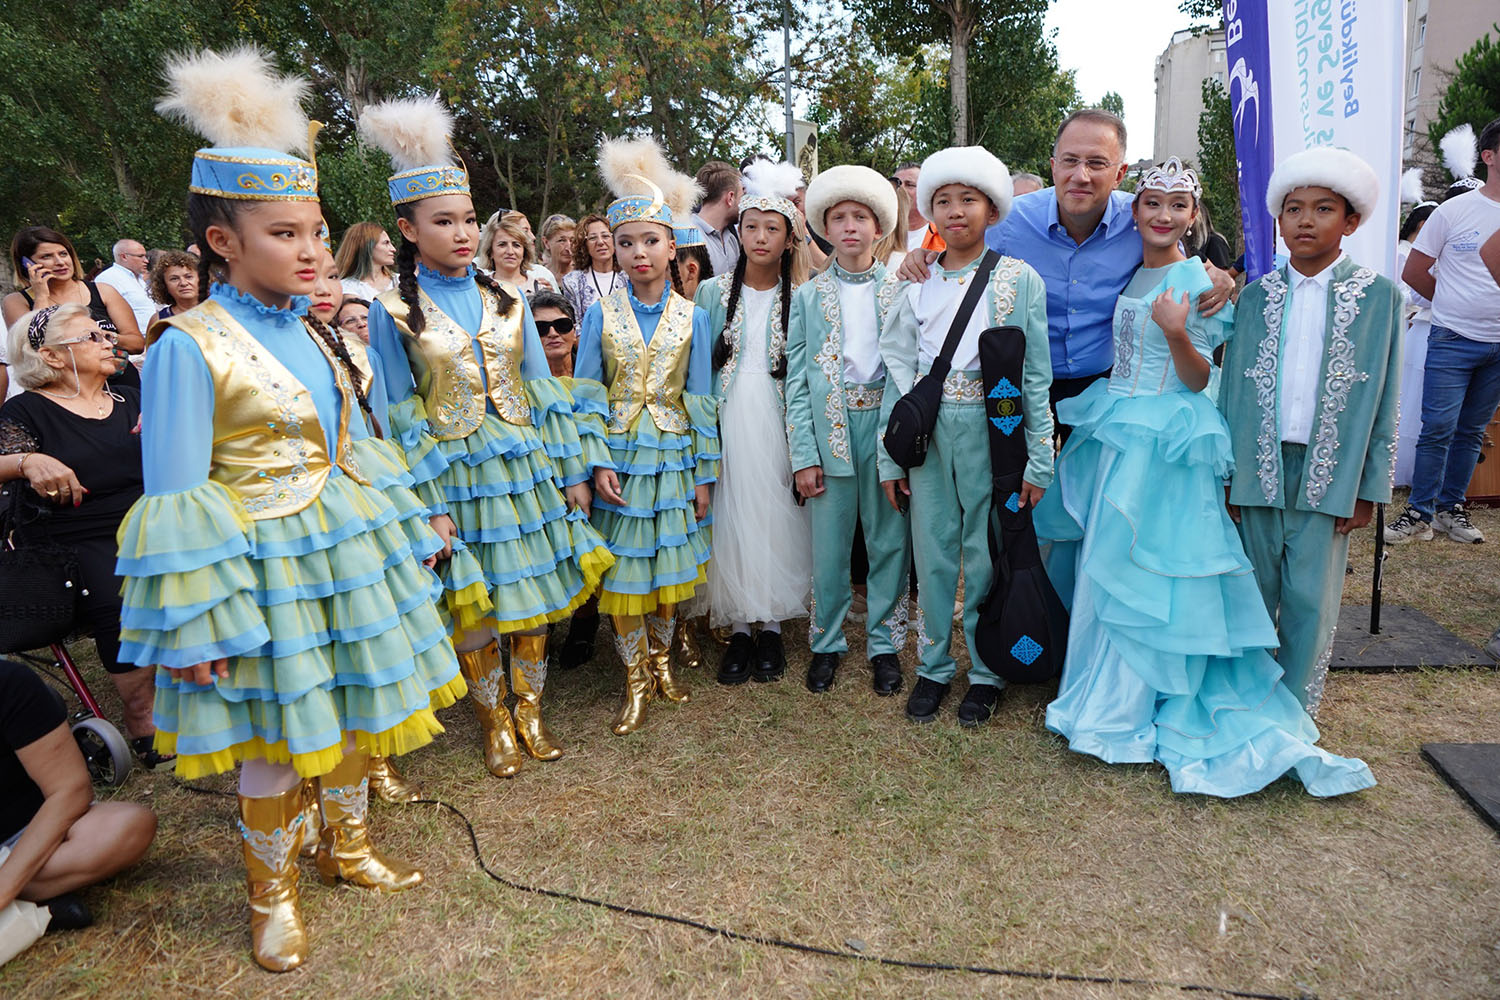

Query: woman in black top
[[0, 303, 164, 767], [2, 226, 142, 398]]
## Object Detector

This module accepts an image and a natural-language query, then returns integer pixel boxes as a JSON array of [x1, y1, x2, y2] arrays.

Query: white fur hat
[[1265, 146, 1379, 228], [804, 165, 898, 240], [916, 146, 1013, 224]]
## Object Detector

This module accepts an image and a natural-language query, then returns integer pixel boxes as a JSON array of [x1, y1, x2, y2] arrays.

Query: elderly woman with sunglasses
[[0, 304, 168, 768], [528, 290, 578, 379]]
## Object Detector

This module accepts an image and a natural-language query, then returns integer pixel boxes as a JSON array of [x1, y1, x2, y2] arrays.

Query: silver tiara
[[1138, 157, 1201, 199]]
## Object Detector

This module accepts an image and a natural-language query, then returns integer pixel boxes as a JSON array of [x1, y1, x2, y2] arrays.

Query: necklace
[[590, 269, 619, 301], [40, 385, 115, 417]]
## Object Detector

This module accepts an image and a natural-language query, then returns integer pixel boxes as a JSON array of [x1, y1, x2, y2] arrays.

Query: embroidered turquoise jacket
[[694, 272, 789, 405], [784, 262, 895, 477], [1220, 257, 1403, 518], [875, 256, 1054, 488]]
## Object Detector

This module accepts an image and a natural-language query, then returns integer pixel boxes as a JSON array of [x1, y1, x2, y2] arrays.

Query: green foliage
[[1196, 76, 1240, 252], [1428, 25, 1500, 183], [1178, 0, 1221, 19], [1099, 91, 1125, 119], [803, 36, 938, 172]]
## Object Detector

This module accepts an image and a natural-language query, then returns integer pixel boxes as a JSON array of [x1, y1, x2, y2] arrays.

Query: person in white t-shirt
[[1389, 116, 1500, 545], [93, 239, 156, 336]]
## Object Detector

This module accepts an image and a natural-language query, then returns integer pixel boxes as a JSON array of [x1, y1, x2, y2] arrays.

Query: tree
[[1099, 91, 1125, 119], [847, 0, 1051, 146], [1427, 24, 1500, 183], [803, 35, 936, 172], [1178, 0, 1220, 18], [1196, 76, 1240, 252]]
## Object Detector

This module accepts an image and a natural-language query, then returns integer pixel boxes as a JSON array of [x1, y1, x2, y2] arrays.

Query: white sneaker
[[1435, 505, 1484, 543], [1384, 507, 1433, 544]]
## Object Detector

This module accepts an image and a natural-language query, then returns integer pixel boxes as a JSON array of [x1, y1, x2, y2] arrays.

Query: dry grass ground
[[5, 492, 1499, 999]]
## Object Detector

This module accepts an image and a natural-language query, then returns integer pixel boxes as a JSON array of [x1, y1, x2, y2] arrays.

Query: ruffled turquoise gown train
[[1034, 259, 1375, 798]]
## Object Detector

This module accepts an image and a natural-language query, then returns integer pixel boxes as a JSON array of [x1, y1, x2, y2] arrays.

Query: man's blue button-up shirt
[[985, 188, 1141, 379]]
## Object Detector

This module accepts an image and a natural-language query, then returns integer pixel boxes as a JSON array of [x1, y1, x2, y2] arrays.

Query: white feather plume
[[358, 96, 455, 172], [743, 160, 805, 203], [1440, 124, 1477, 180], [665, 171, 705, 221], [1399, 167, 1426, 205], [156, 45, 310, 152], [597, 136, 675, 201]]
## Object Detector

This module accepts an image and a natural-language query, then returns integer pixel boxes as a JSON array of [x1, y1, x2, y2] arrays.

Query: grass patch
[[5, 492, 1498, 997]]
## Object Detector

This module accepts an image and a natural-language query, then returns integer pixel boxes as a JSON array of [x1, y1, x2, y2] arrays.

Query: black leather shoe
[[717, 632, 755, 685], [957, 683, 1002, 727], [558, 610, 599, 670], [41, 892, 93, 932], [905, 676, 950, 723], [751, 630, 786, 683], [806, 652, 839, 692], [870, 654, 903, 696]]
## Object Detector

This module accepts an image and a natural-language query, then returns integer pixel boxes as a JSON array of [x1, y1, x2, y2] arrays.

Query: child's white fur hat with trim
[[1265, 146, 1379, 230], [804, 165, 898, 240], [916, 146, 1013, 224]]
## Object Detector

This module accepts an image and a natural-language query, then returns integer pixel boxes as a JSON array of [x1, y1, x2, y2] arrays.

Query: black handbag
[[0, 486, 82, 654], [883, 250, 999, 469], [973, 325, 1068, 683]]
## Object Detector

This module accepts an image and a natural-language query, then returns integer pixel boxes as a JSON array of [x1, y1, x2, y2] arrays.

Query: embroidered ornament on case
[[1004, 492, 1021, 513], [989, 377, 1022, 435], [1011, 635, 1042, 665]]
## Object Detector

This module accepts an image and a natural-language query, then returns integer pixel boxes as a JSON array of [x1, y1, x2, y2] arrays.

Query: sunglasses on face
[[535, 317, 575, 336], [52, 328, 115, 346]]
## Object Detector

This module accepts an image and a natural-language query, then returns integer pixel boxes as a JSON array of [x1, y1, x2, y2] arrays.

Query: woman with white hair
[[0, 304, 166, 767]]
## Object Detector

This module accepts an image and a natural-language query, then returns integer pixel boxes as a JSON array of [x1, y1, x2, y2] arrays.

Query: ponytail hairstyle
[[188, 191, 374, 426], [393, 201, 519, 336]]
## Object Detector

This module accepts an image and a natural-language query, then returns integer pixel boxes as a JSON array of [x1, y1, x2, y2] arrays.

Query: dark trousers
[[1049, 369, 1112, 446], [66, 533, 129, 674]]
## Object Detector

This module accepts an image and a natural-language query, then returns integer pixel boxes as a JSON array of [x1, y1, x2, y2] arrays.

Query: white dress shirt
[[1279, 255, 1343, 445], [912, 258, 989, 373], [94, 262, 155, 334], [836, 273, 884, 384]]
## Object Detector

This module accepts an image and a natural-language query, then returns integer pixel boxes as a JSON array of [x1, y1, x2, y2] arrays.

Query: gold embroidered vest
[[374, 285, 530, 440], [599, 289, 694, 433], [156, 300, 365, 520], [344, 335, 374, 390]]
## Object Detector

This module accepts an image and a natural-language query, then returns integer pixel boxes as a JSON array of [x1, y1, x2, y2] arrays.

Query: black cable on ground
[[172, 779, 1312, 998], [415, 797, 1316, 1000]]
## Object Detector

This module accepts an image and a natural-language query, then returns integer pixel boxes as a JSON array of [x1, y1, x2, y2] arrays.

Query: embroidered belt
[[843, 381, 884, 411], [940, 370, 984, 404]]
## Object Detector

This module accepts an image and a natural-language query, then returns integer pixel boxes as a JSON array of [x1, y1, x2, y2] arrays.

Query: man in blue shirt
[[900, 109, 1233, 428]]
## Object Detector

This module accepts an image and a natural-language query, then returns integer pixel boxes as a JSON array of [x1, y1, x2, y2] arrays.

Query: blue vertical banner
[[1222, 0, 1276, 281]]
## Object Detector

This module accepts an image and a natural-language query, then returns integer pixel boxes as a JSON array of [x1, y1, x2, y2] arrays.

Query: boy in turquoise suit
[[787, 165, 909, 695], [1220, 146, 1403, 716], [877, 147, 1054, 726]]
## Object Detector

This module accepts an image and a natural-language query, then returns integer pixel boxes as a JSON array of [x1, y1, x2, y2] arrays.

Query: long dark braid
[[771, 247, 791, 379], [395, 232, 424, 334], [187, 193, 236, 304], [712, 252, 747, 370], [668, 257, 685, 300], [471, 268, 519, 320], [305, 313, 376, 432]]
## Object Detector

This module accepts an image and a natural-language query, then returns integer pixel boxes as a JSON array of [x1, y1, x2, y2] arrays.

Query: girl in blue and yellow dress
[[1033, 158, 1374, 798], [359, 97, 613, 777], [122, 49, 466, 972], [573, 137, 720, 735]]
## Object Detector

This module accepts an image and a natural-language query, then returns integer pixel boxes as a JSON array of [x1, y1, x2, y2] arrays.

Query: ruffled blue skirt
[[1034, 383, 1375, 798]]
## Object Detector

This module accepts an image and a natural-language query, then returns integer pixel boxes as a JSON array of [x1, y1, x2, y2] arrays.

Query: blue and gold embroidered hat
[[157, 46, 322, 203], [358, 95, 472, 207], [673, 224, 706, 248]]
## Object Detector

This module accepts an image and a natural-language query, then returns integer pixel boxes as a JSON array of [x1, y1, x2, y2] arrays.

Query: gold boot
[[646, 605, 690, 703], [238, 787, 309, 972], [510, 633, 563, 760], [674, 614, 705, 671], [314, 751, 423, 892], [368, 755, 424, 803], [611, 615, 652, 735], [296, 778, 321, 858], [457, 640, 524, 778]]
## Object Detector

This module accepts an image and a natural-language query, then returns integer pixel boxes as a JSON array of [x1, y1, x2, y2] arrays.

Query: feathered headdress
[[598, 136, 678, 230], [1399, 167, 1427, 206], [666, 171, 707, 248], [741, 160, 804, 224], [1439, 124, 1482, 195], [358, 95, 469, 206], [156, 45, 319, 201]]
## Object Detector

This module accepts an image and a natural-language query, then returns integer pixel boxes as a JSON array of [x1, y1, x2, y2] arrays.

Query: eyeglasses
[[535, 317, 575, 336], [1055, 155, 1117, 175], [50, 329, 115, 347], [338, 314, 369, 330]]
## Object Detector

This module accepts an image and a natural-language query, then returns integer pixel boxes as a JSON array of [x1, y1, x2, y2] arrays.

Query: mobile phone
[[21, 256, 34, 271]]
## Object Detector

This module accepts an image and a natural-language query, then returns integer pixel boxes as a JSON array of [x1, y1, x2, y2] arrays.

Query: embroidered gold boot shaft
[[457, 640, 524, 777], [510, 632, 563, 760], [611, 615, 652, 735], [646, 605, 690, 703], [238, 787, 309, 973], [314, 751, 423, 892], [296, 778, 321, 858], [368, 754, 424, 803]]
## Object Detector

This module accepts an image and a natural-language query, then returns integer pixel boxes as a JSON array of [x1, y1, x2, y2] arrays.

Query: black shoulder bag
[[973, 324, 1069, 684], [882, 250, 1000, 469]]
